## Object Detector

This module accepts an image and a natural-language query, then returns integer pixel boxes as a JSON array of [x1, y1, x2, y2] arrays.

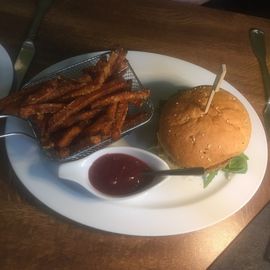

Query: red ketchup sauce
[[89, 153, 154, 196]]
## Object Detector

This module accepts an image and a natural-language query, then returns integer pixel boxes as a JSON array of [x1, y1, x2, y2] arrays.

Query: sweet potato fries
[[0, 49, 151, 159]]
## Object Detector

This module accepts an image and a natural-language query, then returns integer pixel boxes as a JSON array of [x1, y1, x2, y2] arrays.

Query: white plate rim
[[0, 44, 13, 97]]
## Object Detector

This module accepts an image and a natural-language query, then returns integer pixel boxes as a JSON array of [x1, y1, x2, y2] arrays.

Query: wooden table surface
[[1, 1, 270, 269]]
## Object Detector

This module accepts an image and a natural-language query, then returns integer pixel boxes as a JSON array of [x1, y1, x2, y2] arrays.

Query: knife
[[249, 28, 270, 136], [13, 0, 54, 91]]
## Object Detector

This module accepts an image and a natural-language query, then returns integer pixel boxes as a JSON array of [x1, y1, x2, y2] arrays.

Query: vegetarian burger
[[158, 85, 251, 170]]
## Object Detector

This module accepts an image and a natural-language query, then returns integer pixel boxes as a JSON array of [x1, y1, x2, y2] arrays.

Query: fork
[[249, 28, 270, 136]]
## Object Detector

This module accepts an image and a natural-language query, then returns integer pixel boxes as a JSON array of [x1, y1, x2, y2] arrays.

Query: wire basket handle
[[0, 115, 36, 139]]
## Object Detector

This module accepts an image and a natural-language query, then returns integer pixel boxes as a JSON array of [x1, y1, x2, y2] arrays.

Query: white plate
[[0, 44, 13, 97], [5, 51, 268, 236]]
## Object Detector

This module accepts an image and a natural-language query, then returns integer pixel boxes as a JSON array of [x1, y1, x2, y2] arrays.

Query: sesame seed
[[190, 136, 196, 144]]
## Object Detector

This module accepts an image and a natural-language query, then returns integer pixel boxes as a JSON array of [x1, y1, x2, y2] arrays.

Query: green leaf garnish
[[202, 154, 249, 188], [203, 170, 218, 188], [222, 153, 249, 174]]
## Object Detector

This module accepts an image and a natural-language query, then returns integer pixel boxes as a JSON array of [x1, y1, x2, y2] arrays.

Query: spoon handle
[[144, 167, 205, 176]]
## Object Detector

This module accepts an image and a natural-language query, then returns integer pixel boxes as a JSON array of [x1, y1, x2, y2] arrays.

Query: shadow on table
[[203, 0, 270, 19], [208, 202, 270, 270]]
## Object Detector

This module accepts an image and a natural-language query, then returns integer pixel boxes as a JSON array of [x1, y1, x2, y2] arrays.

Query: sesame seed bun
[[158, 85, 251, 170]]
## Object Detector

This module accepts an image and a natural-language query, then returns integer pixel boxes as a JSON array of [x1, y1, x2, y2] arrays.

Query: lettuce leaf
[[203, 154, 249, 188], [203, 170, 218, 188], [222, 153, 249, 174]]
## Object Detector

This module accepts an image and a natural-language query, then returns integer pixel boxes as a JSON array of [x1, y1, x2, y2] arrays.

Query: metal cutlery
[[142, 167, 205, 177], [13, 0, 54, 91], [249, 28, 270, 135]]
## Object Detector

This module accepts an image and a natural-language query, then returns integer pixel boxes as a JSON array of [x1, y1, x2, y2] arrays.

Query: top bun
[[158, 85, 251, 169]]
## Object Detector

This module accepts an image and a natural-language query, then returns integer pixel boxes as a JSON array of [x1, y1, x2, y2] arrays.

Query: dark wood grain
[[0, 1, 270, 269]]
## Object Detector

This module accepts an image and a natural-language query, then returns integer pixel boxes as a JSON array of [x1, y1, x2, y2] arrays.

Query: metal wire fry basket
[[19, 51, 154, 162]]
